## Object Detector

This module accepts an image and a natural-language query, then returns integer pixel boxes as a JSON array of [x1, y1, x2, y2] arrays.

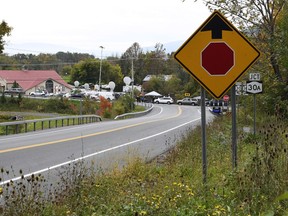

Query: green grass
[[1, 108, 288, 215]]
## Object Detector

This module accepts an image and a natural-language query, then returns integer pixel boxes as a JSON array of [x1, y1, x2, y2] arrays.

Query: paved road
[[0, 105, 214, 186]]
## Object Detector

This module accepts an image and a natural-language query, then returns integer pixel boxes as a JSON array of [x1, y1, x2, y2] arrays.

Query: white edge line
[[0, 116, 200, 186]]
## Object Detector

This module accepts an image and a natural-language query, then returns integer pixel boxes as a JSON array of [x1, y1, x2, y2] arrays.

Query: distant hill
[[4, 43, 92, 55], [4, 41, 185, 56]]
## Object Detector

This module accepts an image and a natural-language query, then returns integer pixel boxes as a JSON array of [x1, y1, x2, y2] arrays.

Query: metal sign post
[[201, 87, 207, 183], [253, 94, 256, 136], [231, 85, 237, 168], [247, 73, 262, 136]]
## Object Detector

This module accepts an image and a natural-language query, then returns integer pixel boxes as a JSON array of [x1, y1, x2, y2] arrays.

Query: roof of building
[[0, 70, 72, 91]]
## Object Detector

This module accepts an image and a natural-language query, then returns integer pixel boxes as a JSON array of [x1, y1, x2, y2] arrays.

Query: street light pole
[[131, 57, 134, 110], [74, 81, 82, 116], [99, 46, 104, 91]]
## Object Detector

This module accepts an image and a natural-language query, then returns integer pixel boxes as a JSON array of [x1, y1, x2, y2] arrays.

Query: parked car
[[97, 91, 115, 101], [29, 90, 46, 96], [154, 96, 174, 104], [191, 96, 210, 106], [70, 92, 85, 98], [90, 94, 100, 101], [4, 88, 24, 94], [55, 92, 70, 98], [177, 97, 198, 106]]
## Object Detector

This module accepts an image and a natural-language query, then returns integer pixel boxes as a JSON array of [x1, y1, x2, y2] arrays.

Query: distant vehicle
[[97, 91, 115, 101], [208, 99, 228, 115], [90, 94, 100, 101], [63, 92, 71, 98], [192, 96, 209, 106], [208, 99, 226, 107], [70, 93, 85, 98], [4, 88, 24, 94], [154, 96, 173, 104], [177, 97, 198, 106], [29, 90, 46, 97], [55, 92, 70, 98]]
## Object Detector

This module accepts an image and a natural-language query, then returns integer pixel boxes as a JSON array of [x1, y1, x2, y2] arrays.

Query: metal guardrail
[[0, 115, 102, 136], [114, 103, 153, 120]]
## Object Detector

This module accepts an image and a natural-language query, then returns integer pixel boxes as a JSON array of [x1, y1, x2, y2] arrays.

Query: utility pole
[[131, 57, 134, 110], [99, 46, 104, 91]]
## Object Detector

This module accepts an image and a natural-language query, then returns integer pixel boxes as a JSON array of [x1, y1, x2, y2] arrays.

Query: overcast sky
[[2, 0, 210, 57]]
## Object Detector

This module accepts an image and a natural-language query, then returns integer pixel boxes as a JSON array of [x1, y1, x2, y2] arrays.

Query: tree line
[[0, 0, 287, 117], [0, 43, 199, 98]]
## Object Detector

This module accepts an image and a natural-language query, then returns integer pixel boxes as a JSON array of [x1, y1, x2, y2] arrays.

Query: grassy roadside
[[1, 107, 287, 215]]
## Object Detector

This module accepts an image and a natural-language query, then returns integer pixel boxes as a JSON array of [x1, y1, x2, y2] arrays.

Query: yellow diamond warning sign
[[174, 11, 260, 99]]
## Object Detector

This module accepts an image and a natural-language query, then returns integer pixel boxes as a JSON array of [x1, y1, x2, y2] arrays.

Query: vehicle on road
[[154, 96, 174, 104], [29, 90, 46, 96], [192, 96, 210, 106], [4, 88, 24, 94], [177, 97, 198, 106], [208, 99, 229, 115], [208, 99, 226, 107]]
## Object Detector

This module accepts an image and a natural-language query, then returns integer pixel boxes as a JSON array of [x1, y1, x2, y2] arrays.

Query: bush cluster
[[0, 94, 139, 119]]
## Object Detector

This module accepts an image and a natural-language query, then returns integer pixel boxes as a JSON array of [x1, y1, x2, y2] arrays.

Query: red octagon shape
[[201, 42, 234, 76]]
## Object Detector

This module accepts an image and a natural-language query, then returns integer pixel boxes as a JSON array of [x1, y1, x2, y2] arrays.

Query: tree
[[0, 53, 17, 70], [71, 59, 100, 84], [162, 75, 181, 97], [120, 42, 144, 85], [12, 81, 19, 88], [144, 43, 167, 76], [193, 0, 286, 81], [142, 76, 164, 93], [277, 3, 288, 82], [70, 59, 123, 91], [60, 65, 73, 76], [0, 21, 12, 54]]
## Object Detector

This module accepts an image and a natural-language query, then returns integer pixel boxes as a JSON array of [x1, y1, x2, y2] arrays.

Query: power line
[[0, 62, 77, 66]]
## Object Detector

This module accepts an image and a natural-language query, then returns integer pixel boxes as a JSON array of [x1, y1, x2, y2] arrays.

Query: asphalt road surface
[[0, 104, 214, 186]]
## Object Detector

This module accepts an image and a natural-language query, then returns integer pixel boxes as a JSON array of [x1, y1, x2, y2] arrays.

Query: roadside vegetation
[[0, 100, 287, 215], [0, 93, 144, 135], [0, 1, 287, 215], [0, 93, 141, 119]]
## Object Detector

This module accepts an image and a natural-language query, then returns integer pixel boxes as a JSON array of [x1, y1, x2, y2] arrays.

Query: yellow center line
[[0, 106, 182, 154]]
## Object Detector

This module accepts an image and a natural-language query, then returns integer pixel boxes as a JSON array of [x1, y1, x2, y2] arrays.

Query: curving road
[[0, 104, 214, 185]]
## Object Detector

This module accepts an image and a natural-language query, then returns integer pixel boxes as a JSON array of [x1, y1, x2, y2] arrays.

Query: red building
[[0, 70, 72, 95]]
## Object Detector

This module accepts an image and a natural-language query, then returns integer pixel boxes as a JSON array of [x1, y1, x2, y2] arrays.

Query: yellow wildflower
[[139, 210, 147, 215]]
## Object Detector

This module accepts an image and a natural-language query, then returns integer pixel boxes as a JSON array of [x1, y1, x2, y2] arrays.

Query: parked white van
[[89, 91, 115, 101]]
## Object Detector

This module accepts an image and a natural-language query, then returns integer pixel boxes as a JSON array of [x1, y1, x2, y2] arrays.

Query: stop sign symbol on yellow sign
[[174, 11, 260, 99]]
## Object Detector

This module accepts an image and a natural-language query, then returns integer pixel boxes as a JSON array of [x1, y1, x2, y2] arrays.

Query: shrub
[[44, 98, 71, 114], [0, 92, 6, 104], [96, 96, 112, 117], [112, 101, 125, 116]]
